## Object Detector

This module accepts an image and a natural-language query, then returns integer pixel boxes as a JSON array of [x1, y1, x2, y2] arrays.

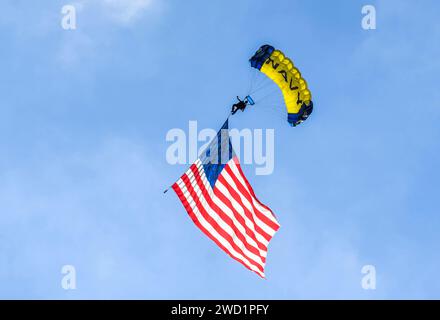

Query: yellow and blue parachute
[[249, 45, 313, 127]]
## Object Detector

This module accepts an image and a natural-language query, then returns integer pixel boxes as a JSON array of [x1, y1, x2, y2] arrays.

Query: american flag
[[172, 119, 280, 278]]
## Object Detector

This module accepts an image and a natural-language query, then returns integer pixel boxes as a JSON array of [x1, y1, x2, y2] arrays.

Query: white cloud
[[55, 0, 163, 69], [0, 137, 171, 297], [98, 0, 156, 25], [57, 31, 95, 68]]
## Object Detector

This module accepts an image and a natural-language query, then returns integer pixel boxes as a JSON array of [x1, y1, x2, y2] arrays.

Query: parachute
[[249, 45, 313, 127]]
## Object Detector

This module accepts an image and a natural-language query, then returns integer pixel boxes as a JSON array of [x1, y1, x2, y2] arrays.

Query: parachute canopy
[[249, 45, 313, 126]]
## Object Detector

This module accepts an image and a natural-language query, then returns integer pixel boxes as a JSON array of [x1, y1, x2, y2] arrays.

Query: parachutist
[[231, 96, 249, 115]]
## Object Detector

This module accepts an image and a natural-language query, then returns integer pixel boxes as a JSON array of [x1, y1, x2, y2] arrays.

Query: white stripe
[[186, 165, 268, 258], [176, 183, 264, 277], [194, 161, 272, 243], [192, 162, 270, 249], [228, 160, 280, 226], [178, 172, 266, 267], [211, 184, 270, 247], [176, 178, 265, 277], [178, 179, 267, 265], [185, 161, 275, 242], [215, 179, 275, 241], [221, 167, 278, 235]]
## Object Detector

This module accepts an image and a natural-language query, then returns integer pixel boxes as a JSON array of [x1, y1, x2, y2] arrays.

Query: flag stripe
[[193, 161, 270, 250], [223, 164, 280, 231], [214, 179, 273, 244], [184, 165, 267, 264], [172, 182, 265, 278], [172, 123, 279, 278], [188, 163, 268, 259], [179, 171, 266, 272], [217, 173, 277, 237], [228, 160, 280, 226]]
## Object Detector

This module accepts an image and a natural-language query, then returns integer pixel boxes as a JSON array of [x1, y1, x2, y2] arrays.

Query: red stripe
[[172, 182, 265, 278], [180, 172, 265, 273], [215, 174, 273, 243], [232, 157, 279, 223], [223, 164, 280, 231], [188, 165, 267, 261], [172, 157, 279, 278], [185, 166, 266, 264]]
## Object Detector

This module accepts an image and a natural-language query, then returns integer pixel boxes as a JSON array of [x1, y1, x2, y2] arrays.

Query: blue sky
[[0, 0, 439, 299]]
